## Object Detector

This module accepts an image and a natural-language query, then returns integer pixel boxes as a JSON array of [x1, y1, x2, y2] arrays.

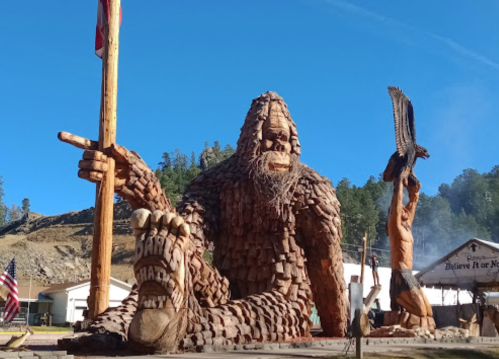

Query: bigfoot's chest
[[217, 181, 298, 235], [214, 185, 309, 298]]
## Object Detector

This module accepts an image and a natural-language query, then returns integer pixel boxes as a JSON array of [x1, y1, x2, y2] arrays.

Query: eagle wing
[[388, 86, 416, 156]]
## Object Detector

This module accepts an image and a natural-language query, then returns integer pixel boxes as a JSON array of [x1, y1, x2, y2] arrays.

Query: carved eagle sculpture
[[383, 86, 429, 187]]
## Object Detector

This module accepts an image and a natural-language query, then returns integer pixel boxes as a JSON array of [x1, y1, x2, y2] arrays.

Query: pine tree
[[22, 198, 30, 214], [158, 152, 172, 171], [186, 152, 201, 186]]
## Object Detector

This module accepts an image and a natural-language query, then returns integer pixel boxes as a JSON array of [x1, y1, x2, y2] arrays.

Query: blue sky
[[1, 1, 498, 215]]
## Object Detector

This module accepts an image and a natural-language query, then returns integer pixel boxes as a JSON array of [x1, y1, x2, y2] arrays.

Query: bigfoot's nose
[[273, 141, 285, 152]]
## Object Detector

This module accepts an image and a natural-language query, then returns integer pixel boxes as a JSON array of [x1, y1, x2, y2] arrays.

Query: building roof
[[415, 238, 499, 290], [41, 280, 90, 294], [41, 277, 132, 295], [18, 286, 50, 300], [475, 238, 499, 251], [0, 286, 53, 302]]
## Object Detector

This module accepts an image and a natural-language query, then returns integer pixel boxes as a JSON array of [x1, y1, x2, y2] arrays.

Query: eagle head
[[415, 144, 430, 159]]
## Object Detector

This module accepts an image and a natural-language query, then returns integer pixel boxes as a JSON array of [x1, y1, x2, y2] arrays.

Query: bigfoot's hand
[[58, 131, 136, 188], [128, 209, 193, 354], [58, 131, 171, 211]]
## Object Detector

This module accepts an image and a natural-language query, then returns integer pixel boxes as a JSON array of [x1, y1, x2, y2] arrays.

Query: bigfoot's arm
[[59, 132, 172, 212], [112, 144, 172, 211], [177, 163, 232, 305], [295, 169, 348, 337]]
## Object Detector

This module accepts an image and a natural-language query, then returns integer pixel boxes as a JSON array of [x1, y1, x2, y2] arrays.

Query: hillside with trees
[[0, 175, 30, 226]]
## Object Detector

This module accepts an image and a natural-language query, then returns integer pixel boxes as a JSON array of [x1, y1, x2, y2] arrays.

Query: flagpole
[[27, 275, 31, 326], [88, 0, 121, 319]]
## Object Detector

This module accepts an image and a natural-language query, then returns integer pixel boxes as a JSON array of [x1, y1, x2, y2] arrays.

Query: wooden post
[[355, 309, 363, 359], [360, 232, 367, 284], [88, 0, 121, 320]]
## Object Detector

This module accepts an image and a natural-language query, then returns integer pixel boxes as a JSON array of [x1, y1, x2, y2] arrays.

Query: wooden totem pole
[[383, 87, 435, 330]]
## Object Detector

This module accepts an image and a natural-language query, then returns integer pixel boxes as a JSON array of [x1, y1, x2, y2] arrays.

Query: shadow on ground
[[350, 347, 499, 359]]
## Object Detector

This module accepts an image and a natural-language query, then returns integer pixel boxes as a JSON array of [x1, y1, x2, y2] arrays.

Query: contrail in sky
[[320, 0, 499, 72]]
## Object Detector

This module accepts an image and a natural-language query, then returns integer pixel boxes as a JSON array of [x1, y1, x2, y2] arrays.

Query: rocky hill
[[0, 200, 136, 286]]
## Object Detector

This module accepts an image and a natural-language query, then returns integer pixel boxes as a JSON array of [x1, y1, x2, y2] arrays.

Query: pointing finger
[[58, 131, 98, 150]]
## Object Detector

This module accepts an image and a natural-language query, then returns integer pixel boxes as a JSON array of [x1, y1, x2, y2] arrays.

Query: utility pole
[[360, 232, 367, 284], [88, 0, 121, 319]]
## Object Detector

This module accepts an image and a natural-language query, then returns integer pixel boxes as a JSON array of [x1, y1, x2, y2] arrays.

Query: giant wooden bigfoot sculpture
[[383, 87, 434, 330], [60, 92, 348, 353]]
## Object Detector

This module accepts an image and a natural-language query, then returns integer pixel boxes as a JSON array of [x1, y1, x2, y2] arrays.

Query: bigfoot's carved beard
[[249, 151, 300, 214]]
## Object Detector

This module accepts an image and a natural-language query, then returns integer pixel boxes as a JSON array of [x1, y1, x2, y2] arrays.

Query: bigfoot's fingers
[[59, 131, 127, 187]]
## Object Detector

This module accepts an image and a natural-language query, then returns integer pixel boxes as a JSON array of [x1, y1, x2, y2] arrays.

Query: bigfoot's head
[[237, 92, 302, 210]]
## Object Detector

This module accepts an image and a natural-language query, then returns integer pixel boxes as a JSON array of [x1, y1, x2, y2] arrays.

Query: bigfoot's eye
[[279, 131, 289, 142]]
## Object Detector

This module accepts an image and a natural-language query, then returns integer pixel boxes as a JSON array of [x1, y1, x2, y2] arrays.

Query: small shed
[[42, 277, 132, 325]]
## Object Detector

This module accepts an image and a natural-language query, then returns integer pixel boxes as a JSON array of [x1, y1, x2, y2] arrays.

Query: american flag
[[0, 259, 19, 322], [95, 0, 122, 58]]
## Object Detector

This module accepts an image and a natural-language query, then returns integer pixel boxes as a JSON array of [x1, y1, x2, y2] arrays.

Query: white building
[[41, 277, 132, 325]]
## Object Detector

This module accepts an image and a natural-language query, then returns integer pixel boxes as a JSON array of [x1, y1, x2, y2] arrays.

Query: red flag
[[0, 259, 19, 323], [95, 0, 122, 58]]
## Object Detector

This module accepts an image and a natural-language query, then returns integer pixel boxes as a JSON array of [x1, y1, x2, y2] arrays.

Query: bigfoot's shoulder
[[294, 163, 342, 239], [181, 156, 241, 200], [296, 164, 340, 203]]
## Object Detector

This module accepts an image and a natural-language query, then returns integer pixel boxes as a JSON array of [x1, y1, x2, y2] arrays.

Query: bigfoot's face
[[261, 101, 292, 173]]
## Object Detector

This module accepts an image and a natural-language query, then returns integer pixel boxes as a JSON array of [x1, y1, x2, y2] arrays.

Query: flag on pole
[[95, 0, 122, 58], [0, 259, 19, 323]]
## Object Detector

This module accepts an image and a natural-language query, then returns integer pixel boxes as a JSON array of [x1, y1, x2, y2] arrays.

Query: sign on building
[[416, 238, 499, 289]]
